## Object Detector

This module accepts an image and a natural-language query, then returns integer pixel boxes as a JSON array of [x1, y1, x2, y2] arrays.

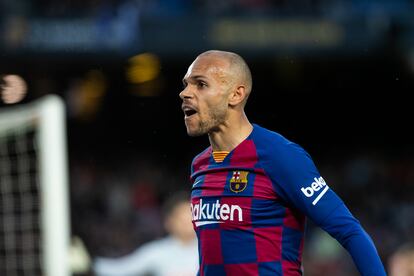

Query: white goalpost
[[0, 95, 71, 276]]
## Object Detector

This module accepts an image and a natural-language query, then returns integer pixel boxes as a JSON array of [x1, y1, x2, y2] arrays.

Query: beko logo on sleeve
[[301, 176, 329, 206]]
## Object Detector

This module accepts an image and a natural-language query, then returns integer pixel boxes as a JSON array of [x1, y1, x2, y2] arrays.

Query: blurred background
[[1, 0, 414, 275]]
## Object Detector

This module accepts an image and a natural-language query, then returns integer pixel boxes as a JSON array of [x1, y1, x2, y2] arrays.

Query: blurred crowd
[[2, 0, 414, 18], [70, 154, 187, 258]]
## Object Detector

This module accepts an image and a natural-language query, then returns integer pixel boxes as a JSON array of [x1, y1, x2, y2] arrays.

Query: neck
[[208, 111, 253, 152]]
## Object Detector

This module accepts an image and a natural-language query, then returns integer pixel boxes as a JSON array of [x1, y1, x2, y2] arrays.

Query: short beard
[[190, 104, 227, 137]]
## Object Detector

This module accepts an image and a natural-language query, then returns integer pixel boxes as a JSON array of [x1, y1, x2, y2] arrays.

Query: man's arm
[[319, 203, 386, 276], [259, 138, 386, 275], [93, 242, 156, 276]]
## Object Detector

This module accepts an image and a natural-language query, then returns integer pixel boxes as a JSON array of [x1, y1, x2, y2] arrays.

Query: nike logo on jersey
[[192, 179, 203, 188], [301, 176, 329, 205]]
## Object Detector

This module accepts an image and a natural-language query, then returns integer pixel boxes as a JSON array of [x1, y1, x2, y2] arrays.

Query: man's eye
[[197, 81, 207, 88]]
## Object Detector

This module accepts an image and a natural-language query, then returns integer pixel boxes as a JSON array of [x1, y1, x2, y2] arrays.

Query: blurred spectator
[[0, 74, 27, 104], [303, 228, 357, 276], [388, 243, 414, 276], [93, 191, 198, 276]]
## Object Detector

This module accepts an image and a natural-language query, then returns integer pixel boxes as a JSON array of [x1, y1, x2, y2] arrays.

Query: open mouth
[[184, 109, 197, 117], [183, 105, 197, 117]]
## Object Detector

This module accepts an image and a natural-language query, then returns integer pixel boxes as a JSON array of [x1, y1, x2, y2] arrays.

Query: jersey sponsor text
[[301, 176, 329, 205], [191, 199, 243, 227]]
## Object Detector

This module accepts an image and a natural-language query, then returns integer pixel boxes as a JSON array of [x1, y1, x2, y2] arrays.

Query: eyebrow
[[182, 75, 208, 84]]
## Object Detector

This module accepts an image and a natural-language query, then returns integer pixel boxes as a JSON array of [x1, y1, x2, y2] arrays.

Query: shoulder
[[136, 237, 174, 254], [252, 124, 309, 163]]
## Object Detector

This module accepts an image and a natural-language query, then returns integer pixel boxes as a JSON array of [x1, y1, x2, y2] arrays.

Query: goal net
[[0, 95, 70, 276]]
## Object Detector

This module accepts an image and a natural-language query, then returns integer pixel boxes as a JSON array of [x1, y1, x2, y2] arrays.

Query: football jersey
[[190, 124, 344, 275]]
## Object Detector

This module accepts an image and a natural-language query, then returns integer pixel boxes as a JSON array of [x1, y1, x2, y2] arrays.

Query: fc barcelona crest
[[230, 171, 249, 193]]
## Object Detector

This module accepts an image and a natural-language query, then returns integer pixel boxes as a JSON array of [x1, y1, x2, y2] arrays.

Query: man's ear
[[228, 85, 246, 107]]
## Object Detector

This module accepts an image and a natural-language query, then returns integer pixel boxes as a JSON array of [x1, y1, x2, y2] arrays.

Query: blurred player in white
[[93, 191, 198, 276]]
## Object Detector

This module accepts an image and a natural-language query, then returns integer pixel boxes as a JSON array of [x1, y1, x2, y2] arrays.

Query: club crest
[[230, 171, 248, 193]]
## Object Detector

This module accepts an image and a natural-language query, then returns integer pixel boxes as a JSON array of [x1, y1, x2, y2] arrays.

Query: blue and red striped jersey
[[190, 124, 385, 276]]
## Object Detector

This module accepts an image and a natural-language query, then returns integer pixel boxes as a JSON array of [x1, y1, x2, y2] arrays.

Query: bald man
[[180, 50, 386, 276]]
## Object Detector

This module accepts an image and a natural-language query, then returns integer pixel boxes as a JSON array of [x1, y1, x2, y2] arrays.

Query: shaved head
[[196, 50, 252, 105], [180, 50, 253, 137]]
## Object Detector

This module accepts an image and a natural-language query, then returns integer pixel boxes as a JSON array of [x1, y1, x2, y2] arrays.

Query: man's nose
[[179, 86, 192, 100]]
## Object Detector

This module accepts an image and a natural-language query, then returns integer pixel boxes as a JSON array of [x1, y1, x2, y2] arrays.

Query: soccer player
[[180, 50, 386, 275], [93, 192, 198, 276]]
